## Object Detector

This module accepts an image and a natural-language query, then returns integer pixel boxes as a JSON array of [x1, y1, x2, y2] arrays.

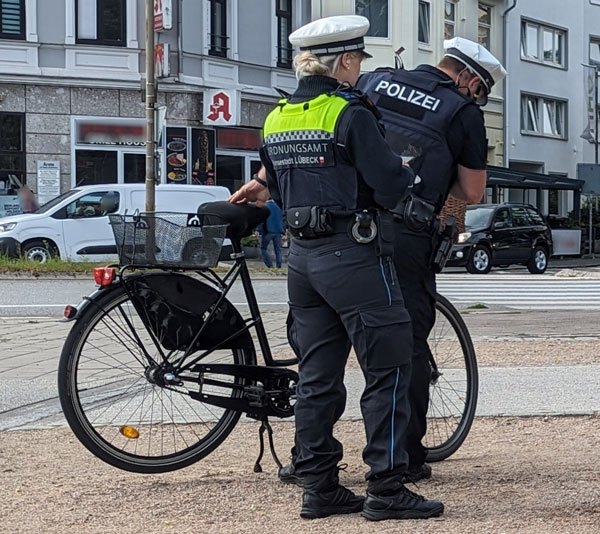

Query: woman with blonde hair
[[234, 15, 443, 521]]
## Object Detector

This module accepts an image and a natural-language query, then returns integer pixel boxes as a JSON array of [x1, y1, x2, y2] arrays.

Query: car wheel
[[466, 244, 492, 274], [527, 246, 548, 274], [22, 240, 58, 263]]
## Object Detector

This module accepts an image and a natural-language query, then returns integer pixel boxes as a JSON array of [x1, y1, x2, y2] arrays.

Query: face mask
[[455, 68, 488, 106]]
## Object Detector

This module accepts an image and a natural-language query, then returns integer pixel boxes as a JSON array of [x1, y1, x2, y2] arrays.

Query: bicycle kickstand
[[253, 417, 283, 473]]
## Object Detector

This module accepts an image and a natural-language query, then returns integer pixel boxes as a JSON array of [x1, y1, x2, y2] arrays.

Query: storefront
[[163, 125, 262, 193], [71, 117, 148, 187], [71, 118, 263, 194], [0, 112, 25, 217]]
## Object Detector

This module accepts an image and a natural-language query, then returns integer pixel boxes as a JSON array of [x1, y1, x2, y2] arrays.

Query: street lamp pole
[[145, 0, 156, 213]]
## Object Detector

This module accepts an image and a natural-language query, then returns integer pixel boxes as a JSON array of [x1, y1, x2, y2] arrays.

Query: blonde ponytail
[[293, 51, 345, 80]]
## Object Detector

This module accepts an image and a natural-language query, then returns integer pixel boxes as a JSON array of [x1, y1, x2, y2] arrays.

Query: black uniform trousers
[[287, 232, 413, 482], [392, 223, 437, 468]]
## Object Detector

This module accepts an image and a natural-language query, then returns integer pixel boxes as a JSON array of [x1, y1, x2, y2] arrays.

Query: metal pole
[[594, 65, 598, 165], [145, 0, 156, 212], [590, 197, 593, 256]]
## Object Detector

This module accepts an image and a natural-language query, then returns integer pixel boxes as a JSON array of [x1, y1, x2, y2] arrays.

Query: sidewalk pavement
[[2, 304, 600, 430]]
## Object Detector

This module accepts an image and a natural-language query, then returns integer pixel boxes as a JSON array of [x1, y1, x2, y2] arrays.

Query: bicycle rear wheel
[[425, 294, 478, 462], [58, 284, 253, 473]]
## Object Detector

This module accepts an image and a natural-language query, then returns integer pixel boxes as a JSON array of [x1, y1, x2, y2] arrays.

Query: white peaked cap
[[289, 15, 372, 58], [443, 37, 507, 93]]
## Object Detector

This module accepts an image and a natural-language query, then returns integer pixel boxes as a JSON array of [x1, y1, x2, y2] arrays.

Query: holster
[[286, 206, 334, 239], [375, 209, 395, 258], [392, 194, 437, 233], [431, 215, 458, 273]]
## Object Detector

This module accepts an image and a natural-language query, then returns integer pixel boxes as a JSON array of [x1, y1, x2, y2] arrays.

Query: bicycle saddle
[[197, 201, 270, 240]]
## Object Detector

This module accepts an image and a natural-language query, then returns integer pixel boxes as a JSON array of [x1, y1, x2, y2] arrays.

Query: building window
[[521, 93, 567, 139], [520, 20, 566, 68], [76, 0, 126, 46], [0, 112, 25, 193], [209, 0, 228, 57], [444, 1, 456, 40], [478, 4, 491, 49], [355, 0, 388, 38], [418, 1, 430, 45], [0, 0, 25, 39], [276, 0, 292, 68], [590, 37, 600, 65]]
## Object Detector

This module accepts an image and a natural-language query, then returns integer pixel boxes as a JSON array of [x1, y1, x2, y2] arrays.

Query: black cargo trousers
[[392, 224, 437, 469], [286, 232, 413, 482]]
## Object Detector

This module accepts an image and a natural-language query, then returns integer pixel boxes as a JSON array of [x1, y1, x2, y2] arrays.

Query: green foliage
[[466, 303, 488, 310], [0, 255, 106, 273], [241, 234, 260, 247]]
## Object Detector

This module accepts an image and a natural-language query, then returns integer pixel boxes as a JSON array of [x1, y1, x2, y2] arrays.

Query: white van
[[0, 184, 231, 262]]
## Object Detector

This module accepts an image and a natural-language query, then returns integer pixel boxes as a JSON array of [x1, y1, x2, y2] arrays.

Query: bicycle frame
[[108, 237, 297, 376]]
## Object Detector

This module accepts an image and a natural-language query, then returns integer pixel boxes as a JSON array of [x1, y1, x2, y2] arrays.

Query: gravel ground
[[274, 339, 600, 370], [2, 416, 599, 534]]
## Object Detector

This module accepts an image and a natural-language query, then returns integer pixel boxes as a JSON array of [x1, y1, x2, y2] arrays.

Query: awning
[[486, 165, 584, 191]]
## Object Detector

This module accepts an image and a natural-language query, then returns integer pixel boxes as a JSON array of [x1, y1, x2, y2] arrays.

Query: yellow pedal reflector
[[120, 426, 140, 439]]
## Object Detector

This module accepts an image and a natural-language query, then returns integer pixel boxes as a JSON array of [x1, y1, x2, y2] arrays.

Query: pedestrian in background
[[259, 198, 285, 268], [18, 185, 39, 214]]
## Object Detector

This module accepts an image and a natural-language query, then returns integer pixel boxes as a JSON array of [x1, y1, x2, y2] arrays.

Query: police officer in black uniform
[[233, 15, 443, 522], [356, 37, 507, 482]]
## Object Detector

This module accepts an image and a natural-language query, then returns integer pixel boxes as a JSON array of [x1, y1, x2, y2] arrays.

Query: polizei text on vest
[[375, 81, 441, 112]]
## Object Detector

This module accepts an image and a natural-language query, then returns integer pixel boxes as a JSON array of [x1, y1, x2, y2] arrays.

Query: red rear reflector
[[64, 305, 77, 319], [93, 267, 116, 287]]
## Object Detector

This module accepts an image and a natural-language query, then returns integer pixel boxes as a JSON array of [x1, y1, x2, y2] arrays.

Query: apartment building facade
[[310, 0, 507, 167], [503, 0, 600, 217], [0, 0, 310, 214]]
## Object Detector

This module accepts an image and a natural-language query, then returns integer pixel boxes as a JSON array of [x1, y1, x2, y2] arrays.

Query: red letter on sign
[[207, 92, 232, 122]]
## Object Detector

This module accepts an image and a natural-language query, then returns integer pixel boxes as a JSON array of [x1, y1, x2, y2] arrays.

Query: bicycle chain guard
[[189, 363, 298, 419]]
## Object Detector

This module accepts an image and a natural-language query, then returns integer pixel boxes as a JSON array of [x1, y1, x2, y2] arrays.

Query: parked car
[[446, 203, 553, 274], [0, 183, 231, 262]]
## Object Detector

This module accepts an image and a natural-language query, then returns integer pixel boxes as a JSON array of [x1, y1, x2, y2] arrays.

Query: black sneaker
[[278, 463, 304, 487], [401, 463, 432, 483], [300, 484, 365, 519], [362, 484, 444, 521]]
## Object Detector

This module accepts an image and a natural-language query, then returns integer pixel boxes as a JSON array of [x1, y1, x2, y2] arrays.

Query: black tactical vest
[[357, 65, 476, 211], [262, 91, 373, 212]]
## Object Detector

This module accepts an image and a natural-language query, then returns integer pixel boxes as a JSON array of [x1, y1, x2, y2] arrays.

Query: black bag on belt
[[286, 206, 334, 238]]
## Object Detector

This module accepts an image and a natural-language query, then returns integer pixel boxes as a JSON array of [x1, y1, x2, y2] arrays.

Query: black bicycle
[[57, 202, 477, 474]]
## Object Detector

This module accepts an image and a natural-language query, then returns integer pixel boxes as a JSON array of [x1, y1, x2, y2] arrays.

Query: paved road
[[4, 272, 600, 316], [437, 275, 600, 309]]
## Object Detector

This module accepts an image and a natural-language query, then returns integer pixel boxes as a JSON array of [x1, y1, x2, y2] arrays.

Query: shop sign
[[75, 119, 146, 146], [155, 43, 170, 78], [203, 89, 240, 126], [154, 0, 173, 31], [0, 195, 21, 218], [191, 128, 216, 185], [37, 161, 61, 205]]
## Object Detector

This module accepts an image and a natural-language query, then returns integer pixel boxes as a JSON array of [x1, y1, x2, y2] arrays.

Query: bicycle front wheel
[[58, 284, 253, 473], [425, 294, 478, 462]]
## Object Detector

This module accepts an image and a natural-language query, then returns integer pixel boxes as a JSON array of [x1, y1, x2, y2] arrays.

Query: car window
[[65, 191, 120, 218], [465, 206, 496, 228], [511, 206, 530, 227], [525, 207, 545, 225], [493, 208, 512, 227]]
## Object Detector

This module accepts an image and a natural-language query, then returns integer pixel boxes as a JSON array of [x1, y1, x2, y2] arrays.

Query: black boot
[[278, 462, 304, 487], [401, 462, 432, 483], [362, 474, 443, 521], [300, 472, 364, 519], [278, 446, 304, 487]]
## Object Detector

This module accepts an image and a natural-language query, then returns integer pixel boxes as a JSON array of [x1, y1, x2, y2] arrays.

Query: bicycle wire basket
[[109, 212, 228, 269]]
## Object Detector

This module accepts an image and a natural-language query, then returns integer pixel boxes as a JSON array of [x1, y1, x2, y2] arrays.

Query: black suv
[[447, 203, 553, 274]]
